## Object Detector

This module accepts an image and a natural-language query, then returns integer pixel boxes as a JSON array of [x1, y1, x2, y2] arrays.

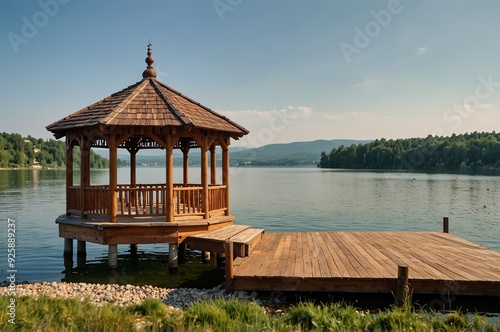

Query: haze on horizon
[[1, 1, 500, 149]]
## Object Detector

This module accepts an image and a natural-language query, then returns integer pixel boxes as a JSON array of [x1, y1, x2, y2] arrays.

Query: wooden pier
[[45, 45, 500, 297], [226, 231, 500, 296]]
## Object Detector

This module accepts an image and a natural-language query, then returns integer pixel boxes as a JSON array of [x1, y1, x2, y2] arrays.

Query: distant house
[[33, 159, 42, 168]]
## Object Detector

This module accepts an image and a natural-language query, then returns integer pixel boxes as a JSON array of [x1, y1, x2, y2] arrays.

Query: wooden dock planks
[[232, 232, 500, 296]]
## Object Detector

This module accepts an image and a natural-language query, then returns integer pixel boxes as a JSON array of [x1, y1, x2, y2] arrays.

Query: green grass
[[1, 295, 498, 332]]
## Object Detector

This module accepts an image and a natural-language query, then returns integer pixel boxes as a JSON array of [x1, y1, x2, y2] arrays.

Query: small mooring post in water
[[443, 217, 449, 233], [76, 240, 86, 267], [217, 252, 226, 267], [168, 243, 178, 274], [178, 243, 187, 264], [224, 241, 234, 293], [77, 253, 86, 268], [77, 240, 86, 256], [108, 244, 118, 269], [396, 265, 409, 306], [64, 238, 73, 258], [64, 256, 73, 273]]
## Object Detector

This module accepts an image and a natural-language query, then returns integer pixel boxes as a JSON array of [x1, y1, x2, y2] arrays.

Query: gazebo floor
[[55, 214, 235, 245]]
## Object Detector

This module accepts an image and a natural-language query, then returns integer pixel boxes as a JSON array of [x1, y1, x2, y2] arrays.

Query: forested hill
[[318, 131, 500, 171], [230, 139, 371, 166], [0, 132, 116, 169]]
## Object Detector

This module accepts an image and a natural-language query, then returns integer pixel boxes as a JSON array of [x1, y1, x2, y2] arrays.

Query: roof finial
[[142, 40, 157, 79]]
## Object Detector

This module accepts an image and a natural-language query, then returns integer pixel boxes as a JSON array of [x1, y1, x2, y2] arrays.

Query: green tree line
[[318, 131, 500, 170], [0, 132, 124, 169]]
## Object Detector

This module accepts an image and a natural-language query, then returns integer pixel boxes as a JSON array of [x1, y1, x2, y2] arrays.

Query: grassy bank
[[1, 295, 498, 331]]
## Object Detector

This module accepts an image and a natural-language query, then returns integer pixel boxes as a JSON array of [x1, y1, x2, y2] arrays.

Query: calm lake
[[0, 167, 499, 288]]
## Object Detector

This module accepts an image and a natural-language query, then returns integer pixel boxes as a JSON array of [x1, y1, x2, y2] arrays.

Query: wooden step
[[230, 228, 265, 257], [186, 225, 265, 257], [189, 225, 250, 241], [187, 225, 250, 256]]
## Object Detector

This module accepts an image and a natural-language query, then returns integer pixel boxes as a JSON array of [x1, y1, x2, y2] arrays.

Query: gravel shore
[[0, 282, 284, 310]]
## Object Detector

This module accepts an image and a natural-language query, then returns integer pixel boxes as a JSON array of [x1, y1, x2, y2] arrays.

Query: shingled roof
[[46, 44, 248, 139]]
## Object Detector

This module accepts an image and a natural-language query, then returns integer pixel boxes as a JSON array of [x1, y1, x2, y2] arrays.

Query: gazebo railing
[[85, 186, 109, 215], [208, 185, 227, 214], [66, 183, 227, 219], [67, 186, 81, 213], [67, 186, 109, 215], [173, 186, 204, 216], [117, 184, 166, 216]]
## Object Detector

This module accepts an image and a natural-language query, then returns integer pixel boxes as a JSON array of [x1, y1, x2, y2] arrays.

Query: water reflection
[[62, 248, 224, 288], [1, 167, 499, 287]]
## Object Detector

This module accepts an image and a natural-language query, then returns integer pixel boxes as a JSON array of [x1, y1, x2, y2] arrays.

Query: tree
[[318, 131, 500, 171], [0, 132, 124, 169]]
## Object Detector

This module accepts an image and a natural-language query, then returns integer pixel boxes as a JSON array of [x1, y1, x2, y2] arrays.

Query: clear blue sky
[[1, 0, 500, 147]]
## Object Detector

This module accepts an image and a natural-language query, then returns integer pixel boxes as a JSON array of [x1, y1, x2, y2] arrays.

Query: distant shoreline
[[0, 167, 62, 170], [2, 165, 500, 175], [318, 166, 500, 175]]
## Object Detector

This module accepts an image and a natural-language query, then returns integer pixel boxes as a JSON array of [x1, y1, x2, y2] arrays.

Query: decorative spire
[[142, 40, 157, 79]]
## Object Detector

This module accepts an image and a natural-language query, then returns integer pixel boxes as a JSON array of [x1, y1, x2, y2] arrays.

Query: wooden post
[[182, 150, 189, 185], [217, 252, 226, 267], [178, 243, 187, 264], [224, 241, 234, 293], [202, 251, 211, 262], [396, 265, 409, 306], [65, 141, 73, 216], [77, 240, 86, 256], [201, 146, 209, 219], [108, 135, 118, 223], [80, 141, 90, 219], [210, 145, 217, 185], [222, 142, 230, 216], [181, 138, 190, 185], [168, 243, 178, 274], [443, 217, 449, 233], [166, 135, 174, 222], [76, 252, 86, 268], [130, 150, 137, 188], [129, 149, 137, 206], [63, 255, 73, 273], [63, 238, 73, 258], [108, 244, 118, 269], [130, 244, 138, 254]]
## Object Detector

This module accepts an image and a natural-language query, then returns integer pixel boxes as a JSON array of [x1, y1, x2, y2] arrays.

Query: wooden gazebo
[[46, 43, 248, 269]]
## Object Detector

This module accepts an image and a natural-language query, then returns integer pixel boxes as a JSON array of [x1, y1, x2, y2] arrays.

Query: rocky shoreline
[[0, 281, 285, 310]]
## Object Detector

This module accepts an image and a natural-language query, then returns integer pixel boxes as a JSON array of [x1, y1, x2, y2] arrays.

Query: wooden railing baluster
[[67, 183, 227, 219]]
